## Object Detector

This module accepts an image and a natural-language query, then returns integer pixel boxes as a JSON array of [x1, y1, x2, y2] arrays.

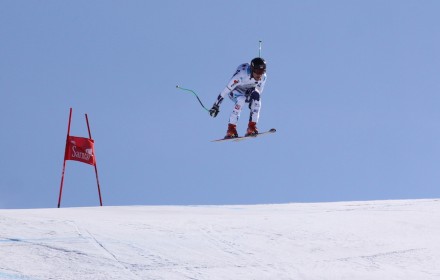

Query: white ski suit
[[213, 63, 267, 125]]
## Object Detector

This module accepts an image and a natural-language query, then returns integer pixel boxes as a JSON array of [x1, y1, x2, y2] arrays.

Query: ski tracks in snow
[[72, 223, 142, 280]]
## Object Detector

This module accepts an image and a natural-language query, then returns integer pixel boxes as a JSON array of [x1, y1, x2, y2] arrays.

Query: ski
[[211, 128, 276, 142]]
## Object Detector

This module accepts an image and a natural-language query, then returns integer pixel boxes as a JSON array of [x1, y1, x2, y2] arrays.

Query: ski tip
[[269, 128, 276, 133]]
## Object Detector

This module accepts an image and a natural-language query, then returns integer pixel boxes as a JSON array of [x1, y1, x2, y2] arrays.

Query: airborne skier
[[209, 57, 267, 139]]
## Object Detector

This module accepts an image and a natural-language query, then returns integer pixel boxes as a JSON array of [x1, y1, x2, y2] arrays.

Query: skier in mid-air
[[209, 57, 267, 139]]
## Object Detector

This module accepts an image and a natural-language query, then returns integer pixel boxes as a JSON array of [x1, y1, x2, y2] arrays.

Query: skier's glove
[[209, 104, 220, 118]]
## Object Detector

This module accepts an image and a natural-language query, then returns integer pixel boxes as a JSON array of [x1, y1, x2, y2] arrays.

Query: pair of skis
[[176, 86, 276, 142], [211, 128, 276, 142]]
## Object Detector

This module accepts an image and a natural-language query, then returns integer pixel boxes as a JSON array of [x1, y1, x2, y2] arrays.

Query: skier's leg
[[248, 91, 262, 123], [228, 94, 247, 125], [224, 91, 247, 138]]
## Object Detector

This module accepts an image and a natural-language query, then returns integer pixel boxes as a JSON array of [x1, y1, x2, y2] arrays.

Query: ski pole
[[259, 40, 262, 57], [176, 85, 210, 112]]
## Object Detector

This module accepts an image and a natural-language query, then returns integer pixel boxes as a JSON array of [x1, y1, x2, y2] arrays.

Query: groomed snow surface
[[0, 199, 439, 280]]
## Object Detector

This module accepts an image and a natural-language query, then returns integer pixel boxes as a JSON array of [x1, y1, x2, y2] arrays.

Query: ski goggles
[[252, 68, 266, 75]]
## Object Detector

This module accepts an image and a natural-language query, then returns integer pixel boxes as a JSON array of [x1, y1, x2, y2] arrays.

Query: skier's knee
[[248, 91, 260, 110], [250, 91, 260, 101]]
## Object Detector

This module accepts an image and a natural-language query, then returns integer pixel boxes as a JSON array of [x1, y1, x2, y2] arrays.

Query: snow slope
[[0, 199, 439, 280]]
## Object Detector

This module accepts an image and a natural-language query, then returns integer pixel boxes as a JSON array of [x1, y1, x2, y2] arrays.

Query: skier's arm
[[215, 77, 241, 106], [209, 74, 242, 118]]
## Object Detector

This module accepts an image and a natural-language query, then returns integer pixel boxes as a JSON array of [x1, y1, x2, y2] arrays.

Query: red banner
[[64, 136, 96, 166]]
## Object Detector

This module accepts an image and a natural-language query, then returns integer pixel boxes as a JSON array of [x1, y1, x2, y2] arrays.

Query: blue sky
[[1, 1, 440, 209]]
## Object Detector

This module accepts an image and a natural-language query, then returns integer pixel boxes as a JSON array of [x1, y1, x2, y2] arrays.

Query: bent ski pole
[[176, 85, 210, 112]]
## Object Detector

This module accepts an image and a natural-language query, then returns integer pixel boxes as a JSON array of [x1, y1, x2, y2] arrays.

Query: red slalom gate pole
[[58, 108, 72, 208], [85, 113, 103, 206]]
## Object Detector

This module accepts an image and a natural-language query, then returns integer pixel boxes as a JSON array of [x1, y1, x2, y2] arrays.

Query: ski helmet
[[251, 57, 266, 74]]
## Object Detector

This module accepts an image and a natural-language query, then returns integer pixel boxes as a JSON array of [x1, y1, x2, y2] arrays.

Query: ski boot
[[245, 121, 259, 137], [224, 123, 238, 139]]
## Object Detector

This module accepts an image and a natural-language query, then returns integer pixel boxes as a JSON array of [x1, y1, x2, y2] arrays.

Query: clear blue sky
[[1, 1, 440, 209]]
